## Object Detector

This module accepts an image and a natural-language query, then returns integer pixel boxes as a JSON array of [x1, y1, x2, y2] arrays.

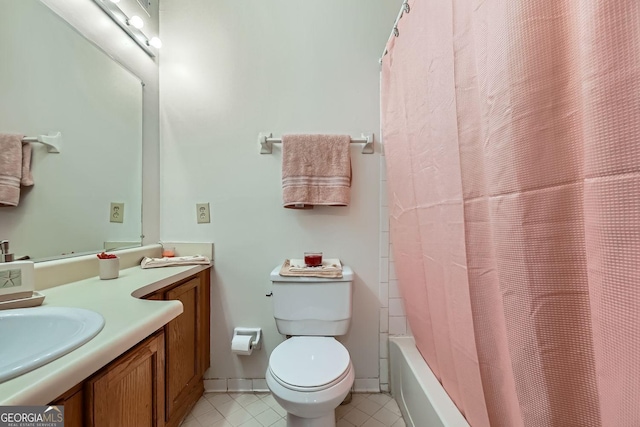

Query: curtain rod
[[379, 0, 411, 64]]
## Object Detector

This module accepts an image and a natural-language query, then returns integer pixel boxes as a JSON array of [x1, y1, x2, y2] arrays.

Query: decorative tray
[[0, 291, 45, 310]]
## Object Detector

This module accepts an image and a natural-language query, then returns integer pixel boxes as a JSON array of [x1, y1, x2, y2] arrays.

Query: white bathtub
[[389, 336, 470, 427]]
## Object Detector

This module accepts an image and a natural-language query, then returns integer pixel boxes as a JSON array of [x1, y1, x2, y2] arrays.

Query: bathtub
[[389, 336, 470, 427]]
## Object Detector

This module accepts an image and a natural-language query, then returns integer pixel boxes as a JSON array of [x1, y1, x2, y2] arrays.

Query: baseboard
[[204, 378, 380, 394]]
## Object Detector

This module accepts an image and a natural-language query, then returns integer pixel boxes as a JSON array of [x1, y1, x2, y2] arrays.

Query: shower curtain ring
[[403, 3, 410, 13], [393, 26, 399, 37]]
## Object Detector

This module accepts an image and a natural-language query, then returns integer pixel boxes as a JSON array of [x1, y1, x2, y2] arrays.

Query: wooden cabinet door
[[85, 332, 165, 427], [142, 269, 211, 427], [164, 277, 202, 421], [50, 385, 83, 427]]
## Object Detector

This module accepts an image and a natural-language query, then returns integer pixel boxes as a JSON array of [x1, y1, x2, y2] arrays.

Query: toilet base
[[286, 412, 335, 427]]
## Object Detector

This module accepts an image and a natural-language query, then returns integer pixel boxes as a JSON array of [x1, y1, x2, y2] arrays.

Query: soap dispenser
[[0, 240, 14, 263]]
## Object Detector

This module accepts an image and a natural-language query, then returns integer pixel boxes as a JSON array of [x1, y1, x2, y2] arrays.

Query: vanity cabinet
[[144, 269, 211, 427], [49, 268, 211, 427], [85, 332, 165, 427]]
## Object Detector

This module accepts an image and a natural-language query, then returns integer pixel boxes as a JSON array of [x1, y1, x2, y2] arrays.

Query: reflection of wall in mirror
[[0, 0, 143, 260]]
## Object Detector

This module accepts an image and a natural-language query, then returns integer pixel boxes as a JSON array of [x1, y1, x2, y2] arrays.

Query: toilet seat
[[269, 337, 351, 392]]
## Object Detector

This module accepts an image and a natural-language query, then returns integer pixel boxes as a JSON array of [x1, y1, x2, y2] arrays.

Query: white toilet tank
[[269, 265, 354, 336]]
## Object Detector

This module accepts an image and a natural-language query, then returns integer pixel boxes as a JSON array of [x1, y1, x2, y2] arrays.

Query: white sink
[[0, 306, 105, 383]]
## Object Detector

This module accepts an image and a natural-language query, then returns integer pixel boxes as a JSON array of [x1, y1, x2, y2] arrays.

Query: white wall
[[159, 0, 401, 391], [378, 155, 410, 393]]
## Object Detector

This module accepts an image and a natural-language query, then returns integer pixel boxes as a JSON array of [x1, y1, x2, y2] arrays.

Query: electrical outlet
[[110, 202, 124, 223], [196, 203, 210, 224]]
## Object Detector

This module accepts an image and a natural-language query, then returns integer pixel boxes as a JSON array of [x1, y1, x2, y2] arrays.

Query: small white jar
[[98, 257, 119, 280]]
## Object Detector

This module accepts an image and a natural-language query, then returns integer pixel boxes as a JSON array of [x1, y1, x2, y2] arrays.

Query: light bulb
[[128, 15, 144, 29], [149, 37, 162, 49]]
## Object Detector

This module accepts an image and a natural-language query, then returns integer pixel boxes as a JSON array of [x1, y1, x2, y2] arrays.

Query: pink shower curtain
[[381, 1, 640, 426]]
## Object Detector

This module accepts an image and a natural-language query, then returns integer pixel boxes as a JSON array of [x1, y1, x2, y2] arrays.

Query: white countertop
[[0, 263, 211, 405]]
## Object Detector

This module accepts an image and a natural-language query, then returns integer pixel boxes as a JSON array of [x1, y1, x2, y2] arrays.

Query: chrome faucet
[[0, 240, 14, 263]]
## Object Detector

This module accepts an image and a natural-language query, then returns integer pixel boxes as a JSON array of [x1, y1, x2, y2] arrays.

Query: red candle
[[304, 252, 323, 267]]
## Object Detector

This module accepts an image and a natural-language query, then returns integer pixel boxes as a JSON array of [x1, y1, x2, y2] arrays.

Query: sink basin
[[0, 306, 105, 383]]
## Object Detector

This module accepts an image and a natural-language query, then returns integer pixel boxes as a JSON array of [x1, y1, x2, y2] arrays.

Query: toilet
[[266, 265, 355, 427]]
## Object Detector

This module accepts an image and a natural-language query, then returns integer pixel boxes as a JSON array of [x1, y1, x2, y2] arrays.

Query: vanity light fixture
[[93, 0, 161, 58], [148, 37, 162, 49], [128, 15, 144, 29]]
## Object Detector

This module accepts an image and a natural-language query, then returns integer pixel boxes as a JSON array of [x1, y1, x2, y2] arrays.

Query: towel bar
[[22, 132, 62, 153], [259, 132, 374, 155]]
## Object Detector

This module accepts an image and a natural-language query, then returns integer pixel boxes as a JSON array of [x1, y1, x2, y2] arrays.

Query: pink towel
[[281, 134, 351, 209], [0, 134, 33, 207]]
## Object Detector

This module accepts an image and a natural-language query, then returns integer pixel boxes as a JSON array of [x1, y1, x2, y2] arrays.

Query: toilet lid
[[269, 337, 350, 389]]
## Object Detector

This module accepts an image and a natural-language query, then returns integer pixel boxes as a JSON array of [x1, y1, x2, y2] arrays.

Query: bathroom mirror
[[0, 0, 143, 261]]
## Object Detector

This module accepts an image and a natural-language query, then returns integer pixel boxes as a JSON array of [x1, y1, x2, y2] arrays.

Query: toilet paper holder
[[233, 327, 262, 350]]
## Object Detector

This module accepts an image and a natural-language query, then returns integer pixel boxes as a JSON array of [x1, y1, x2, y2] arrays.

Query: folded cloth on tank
[[140, 255, 211, 269], [289, 258, 342, 271], [279, 258, 343, 278]]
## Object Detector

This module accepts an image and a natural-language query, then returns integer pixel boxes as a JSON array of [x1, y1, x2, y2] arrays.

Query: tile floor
[[181, 392, 406, 427]]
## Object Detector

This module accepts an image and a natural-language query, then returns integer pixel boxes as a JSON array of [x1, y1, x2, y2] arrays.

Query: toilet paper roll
[[231, 335, 254, 356]]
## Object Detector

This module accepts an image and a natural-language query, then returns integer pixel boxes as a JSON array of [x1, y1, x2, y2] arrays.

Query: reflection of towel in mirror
[[0, 134, 33, 207], [140, 255, 211, 269]]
